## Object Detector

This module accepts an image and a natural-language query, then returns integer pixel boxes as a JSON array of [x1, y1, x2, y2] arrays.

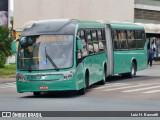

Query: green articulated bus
[[104, 22, 147, 77], [14, 19, 147, 96], [15, 19, 108, 95]]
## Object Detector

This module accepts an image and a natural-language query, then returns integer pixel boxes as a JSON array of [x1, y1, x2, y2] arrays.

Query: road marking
[[0, 82, 16, 85], [103, 83, 160, 91], [122, 86, 160, 92], [94, 83, 129, 90], [143, 90, 160, 93]]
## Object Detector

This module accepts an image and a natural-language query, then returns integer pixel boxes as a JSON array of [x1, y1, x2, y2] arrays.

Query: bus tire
[[129, 62, 136, 78], [85, 72, 89, 88], [33, 92, 41, 96], [78, 87, 85, 95], [78, 72, 89, 95], [99, 67, 106, 85]]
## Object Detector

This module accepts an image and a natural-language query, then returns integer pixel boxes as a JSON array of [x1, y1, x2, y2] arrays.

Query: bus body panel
[[113, 50, 147, 74], [16, 68, 79, 92], [17, 77, 76, 92], [75, 63, 85, 90], [105, 24, 114, 76], [105, 22, 147, 76], [81, 53, 107, 86], [76, 21, 107, 87]]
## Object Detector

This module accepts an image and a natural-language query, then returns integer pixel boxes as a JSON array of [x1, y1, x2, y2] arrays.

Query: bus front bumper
[[16, 79, 77, 93]]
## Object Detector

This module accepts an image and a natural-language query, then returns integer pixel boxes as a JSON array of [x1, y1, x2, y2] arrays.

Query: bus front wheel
[[33, 92, 41, 96], [78, 87, 85, 95], [78, 73, 89, 95]]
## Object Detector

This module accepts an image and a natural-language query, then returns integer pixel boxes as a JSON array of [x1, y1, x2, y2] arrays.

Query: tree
[[0, 26, 12, 67]]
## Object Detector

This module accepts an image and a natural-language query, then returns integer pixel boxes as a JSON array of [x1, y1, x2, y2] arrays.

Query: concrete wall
[[14, 0, 134, 30]]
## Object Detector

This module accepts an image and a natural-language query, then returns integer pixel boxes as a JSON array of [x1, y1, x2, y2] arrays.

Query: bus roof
[[105, 21, 144, 30], [21, 19, 104, 36], [21, 19, 79, 36], [77, 20, 104, 29]]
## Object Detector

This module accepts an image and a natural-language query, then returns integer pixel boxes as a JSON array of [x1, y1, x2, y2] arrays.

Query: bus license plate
[[39, 86, 48, 90]]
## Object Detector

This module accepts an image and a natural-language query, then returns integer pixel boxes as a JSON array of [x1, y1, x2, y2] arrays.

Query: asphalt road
[[0, 65, 160, 120]]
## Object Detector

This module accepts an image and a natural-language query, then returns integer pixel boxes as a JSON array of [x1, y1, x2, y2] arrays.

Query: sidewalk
[[153, 60, 160, 65], [0, 78, 15, 83]]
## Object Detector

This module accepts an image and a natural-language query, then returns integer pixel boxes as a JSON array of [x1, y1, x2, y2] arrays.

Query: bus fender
[[83, 68, 89, 88], [130, 58, 137, 71], [102, 62, 107, 77]]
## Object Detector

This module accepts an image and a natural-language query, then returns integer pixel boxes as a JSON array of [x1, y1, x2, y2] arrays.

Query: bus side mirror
[[77, 39, 83, 50], [11, 39, 19, 53]]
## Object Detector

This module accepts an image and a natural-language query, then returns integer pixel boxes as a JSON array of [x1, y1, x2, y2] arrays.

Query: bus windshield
[[17, 35, 73, 70]]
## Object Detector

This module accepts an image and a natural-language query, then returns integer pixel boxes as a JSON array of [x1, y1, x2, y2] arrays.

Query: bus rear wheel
[[122, 62, 136, 78], [33, 92, 41, 96], [128, 62, 136, 78], [99, 68, 106, 85]]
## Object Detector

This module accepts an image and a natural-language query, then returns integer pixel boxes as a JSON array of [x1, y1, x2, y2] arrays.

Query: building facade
[[134, 0, 160, 24], [13, 0, 134, 30], [13, 0, 160, 58]]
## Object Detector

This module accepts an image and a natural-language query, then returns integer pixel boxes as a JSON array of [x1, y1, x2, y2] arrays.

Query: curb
[[153, 61, 160, 65]]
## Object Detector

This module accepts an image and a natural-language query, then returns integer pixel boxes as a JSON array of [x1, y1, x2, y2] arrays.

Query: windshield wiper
[[45, 47, 59, 71]]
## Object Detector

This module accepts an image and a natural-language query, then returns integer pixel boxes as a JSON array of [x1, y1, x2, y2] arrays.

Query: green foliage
[[0, 26, 12, 67], [0, 64, 16, 78], [0, 54, 6, 68]]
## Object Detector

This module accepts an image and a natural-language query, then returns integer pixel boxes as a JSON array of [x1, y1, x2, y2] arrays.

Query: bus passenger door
[[105, 24, 114, 76]]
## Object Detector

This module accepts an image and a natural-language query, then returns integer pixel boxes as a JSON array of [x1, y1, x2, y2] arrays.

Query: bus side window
[[102, 30, 106, 51], [91, 30, 99, 53], [98, 30, 103, 51], [142, 31, 146, 46], [120, 30, 128, 50], [98, 30, 106, 52], [127, 30, 136, 49], [86, 30, 93, 54], [77, 31, 82, 59], [113, 30, 120, 50], [135, 31, 143, 49], [81, 30, 88, 57], [77, 30, 88, 59]]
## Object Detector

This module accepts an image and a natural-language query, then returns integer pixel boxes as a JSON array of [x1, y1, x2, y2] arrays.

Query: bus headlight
[[16, 73, 25, 82], [64, 74, 73, 80]]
